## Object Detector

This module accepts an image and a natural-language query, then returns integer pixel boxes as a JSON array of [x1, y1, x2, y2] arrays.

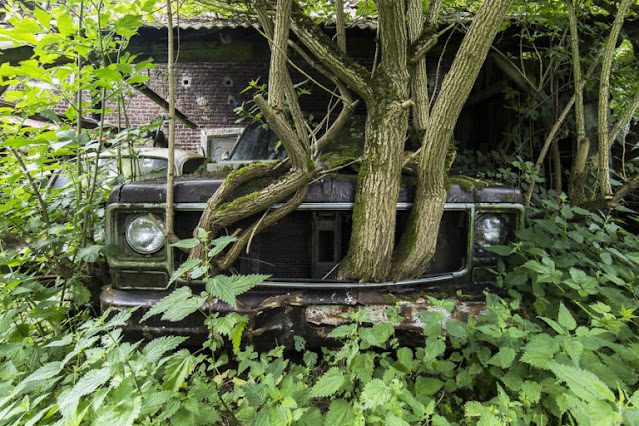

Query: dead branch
[[129, 82, 197, 129], [525, 93, 575, 206]]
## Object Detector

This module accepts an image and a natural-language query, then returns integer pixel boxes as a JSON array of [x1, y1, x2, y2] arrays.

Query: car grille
[[171, 208, 469, 281]]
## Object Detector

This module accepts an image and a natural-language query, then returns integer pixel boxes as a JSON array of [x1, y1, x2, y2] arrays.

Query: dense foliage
[[1, 0, 639, 424], [1, 199, 639, 424]]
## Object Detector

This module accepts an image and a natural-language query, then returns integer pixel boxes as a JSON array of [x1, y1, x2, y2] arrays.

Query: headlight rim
[[474, 213, 509, 249], [125, 214, 166, 255]]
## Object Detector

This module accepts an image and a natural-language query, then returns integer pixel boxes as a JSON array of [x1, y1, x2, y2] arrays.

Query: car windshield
[[98, 157, 169, 180], [231, 124, 287, 161]]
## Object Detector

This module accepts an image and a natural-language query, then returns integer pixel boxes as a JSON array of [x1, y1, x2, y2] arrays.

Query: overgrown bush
[[1, 197, 638, 425]]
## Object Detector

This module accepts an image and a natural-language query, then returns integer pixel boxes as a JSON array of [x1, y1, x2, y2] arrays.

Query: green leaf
[[351, 352, 374, 383], [143, 336, 188, 364], [520, 333, 557, 369], [172, 238, 200, 249], [324, 400, 356, 425], [424, 336, 446, 361], [94, 67, 123, 82], [361, 378, 391, 409], [558, 303, 577, 331], [567, 231, 584, 244], [76, 244, 105, 263], [59, 367, 111, 416], [415, 377, 444, 396], [295, 407, 323, 425], [33, 8, 52, 30], [360, 322, 394, 348], [206, 275, 237, 308], [397, 347, 414, 368], [562, 339, 583, 364], [522, 381, 542, 404], [162, 349, 196, 392], [55, 13, 74, 36], [169, 258, 201, 284], [310, 367, 344, 398], [230, 319, 247, 354], [244, 382, 268, 407], [208, 236, 237, 257], [599, 251, 613, 266], [445, 319, 467, 341], [488, 347, 516, 369], [540, 317, 566, 335], [140, 287, 204, 322], [22, 361, 62, 384], [549, 362, 616, 402], [387, 415, 411, 426], [229, 274, 268, 296], [487, 245, 515, 256], [188, 265, 208, 280], [589, 399, 619, 425]]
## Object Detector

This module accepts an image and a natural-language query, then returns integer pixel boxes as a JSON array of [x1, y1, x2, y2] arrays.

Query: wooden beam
[[129, 82, 198, 129], [0, 100, 104, 129]]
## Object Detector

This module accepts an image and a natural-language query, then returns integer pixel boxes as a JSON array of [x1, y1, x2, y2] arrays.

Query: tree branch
[[129, 82, 197, 129], [410, 24, 454, 65], [525, 93, 575, 206], [597, 0, 634, 196], [214, 186, 309, 271], [608, 88, 639, 148], [254, 94, 308, 170], [290, 2, 372, 100]]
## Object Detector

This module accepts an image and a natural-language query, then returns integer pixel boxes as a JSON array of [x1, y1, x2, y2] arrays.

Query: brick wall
[[116, 61, 270, 152]]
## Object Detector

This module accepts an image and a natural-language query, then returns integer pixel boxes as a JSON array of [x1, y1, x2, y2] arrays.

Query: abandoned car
[[100, 127, 524, 347], [52, 148, 207, 189]]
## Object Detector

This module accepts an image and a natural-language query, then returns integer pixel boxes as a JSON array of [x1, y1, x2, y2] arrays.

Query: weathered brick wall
[[54, 60, 347, 154], [116, 61, 270, 152]]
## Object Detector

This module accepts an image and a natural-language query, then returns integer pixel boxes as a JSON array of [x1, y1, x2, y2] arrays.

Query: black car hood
[[107, 176, 523, 205]]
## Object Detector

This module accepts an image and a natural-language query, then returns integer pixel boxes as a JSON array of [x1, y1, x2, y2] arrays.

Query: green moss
[[225, 161, 277, 182], [449, 176, 488, 193], [306, 157, 316, 172], [320, 152, 358, 170], [214, 191, 261, 216], [238, 177, 275, 196], [383, 293, 399, 304]]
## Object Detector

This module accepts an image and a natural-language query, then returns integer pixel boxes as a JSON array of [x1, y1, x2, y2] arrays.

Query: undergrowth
[[1, 197, 639, 425]]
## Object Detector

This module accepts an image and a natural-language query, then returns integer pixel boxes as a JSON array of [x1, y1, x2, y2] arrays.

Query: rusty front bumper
[[101, 286, 486, 348]]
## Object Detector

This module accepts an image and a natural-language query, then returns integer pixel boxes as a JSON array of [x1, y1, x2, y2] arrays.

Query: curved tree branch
[[290, 2, 372, 100]]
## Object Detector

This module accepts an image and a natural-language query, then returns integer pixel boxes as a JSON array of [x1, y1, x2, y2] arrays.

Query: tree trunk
[[338, 97, 409, 282], [337, 0, 409, 282], [392, 0, 513, 281], [597, 0, 634, 196]]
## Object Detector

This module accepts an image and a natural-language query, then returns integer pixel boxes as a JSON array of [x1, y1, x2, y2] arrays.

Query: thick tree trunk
[[338, 97, 409, 282], [337, 0, 409, 282], [392, 0, 513, 281]]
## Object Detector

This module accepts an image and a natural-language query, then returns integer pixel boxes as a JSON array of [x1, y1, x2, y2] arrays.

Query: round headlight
[[125, 215, 165, 254], [475, 214, 508, 249]]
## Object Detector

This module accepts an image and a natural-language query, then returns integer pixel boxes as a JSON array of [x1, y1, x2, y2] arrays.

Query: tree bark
[[165, 0, 176, 238], [188, 0, 355, 270], [337, 0, 409, 282], [392, 0, 513, 280], [565, 0, 588, 202], [597, 0, 633, 196]]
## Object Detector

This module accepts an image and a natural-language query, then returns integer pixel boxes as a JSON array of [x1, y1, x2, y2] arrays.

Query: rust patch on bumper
[[101, 286, 486, 347]]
